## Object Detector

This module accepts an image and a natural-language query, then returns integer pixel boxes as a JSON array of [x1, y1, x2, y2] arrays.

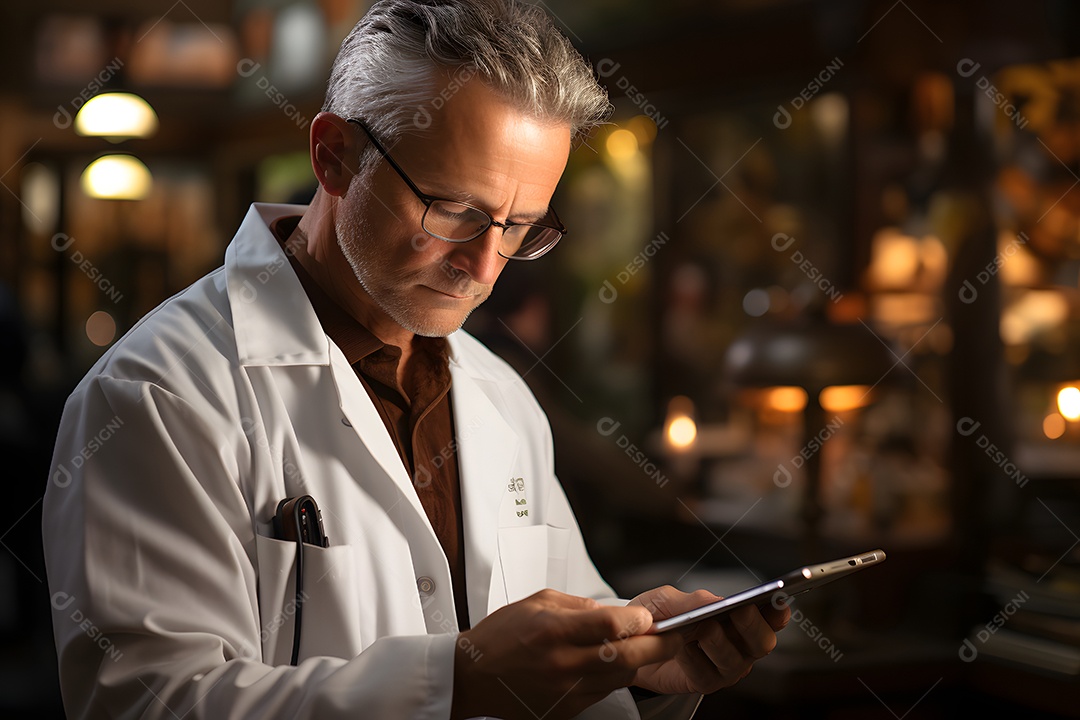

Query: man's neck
[[287, 204, 419, 373]]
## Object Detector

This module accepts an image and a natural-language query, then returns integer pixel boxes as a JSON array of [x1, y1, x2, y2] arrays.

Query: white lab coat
[[43, 204, 701, 720]]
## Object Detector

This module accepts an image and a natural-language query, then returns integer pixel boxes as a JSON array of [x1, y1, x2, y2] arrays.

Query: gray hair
[[322, 0, 610, 151]]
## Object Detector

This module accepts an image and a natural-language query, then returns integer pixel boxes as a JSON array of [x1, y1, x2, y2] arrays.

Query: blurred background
[[2, 0, 1080, 717]]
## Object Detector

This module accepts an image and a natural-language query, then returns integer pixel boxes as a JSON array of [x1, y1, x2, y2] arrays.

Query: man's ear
[[309, 112, 365, 197]]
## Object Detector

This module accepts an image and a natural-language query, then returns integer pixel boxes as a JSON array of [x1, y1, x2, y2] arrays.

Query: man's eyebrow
[[508, 207, 551, 224], [428, 187, 479, 204]]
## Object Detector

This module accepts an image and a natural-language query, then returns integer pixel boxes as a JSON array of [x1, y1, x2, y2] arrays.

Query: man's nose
[[444, 225, 507, 286]]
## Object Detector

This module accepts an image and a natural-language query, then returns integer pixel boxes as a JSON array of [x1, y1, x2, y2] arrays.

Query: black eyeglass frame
[[346, 117, 567, 261]]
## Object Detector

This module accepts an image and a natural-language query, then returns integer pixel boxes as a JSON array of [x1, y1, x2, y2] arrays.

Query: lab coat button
[[417, 576, 436, 596], [341, 416, 352, 427]]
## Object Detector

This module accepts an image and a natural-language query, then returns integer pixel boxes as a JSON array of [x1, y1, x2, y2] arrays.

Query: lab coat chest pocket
[[254, 533, 362, 664], [497, 524, 571, 603]]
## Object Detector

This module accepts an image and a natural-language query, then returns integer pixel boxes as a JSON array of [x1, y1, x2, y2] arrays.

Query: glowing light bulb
[[665, 396, 697, 450], [1057, 387, 1080, 421]]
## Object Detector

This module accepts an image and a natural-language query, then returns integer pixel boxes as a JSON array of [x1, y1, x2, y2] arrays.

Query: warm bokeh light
[[85, 311, 117, 346], [626, 115, 658, 145], [766, 386, 808, 413], [810, 92, 848, 146], [665, 395, 697, 450], [1044, 413, 1066, 439], [868, 229, 920, 288], [605, 128, 639, 160], [1057, 387, 1080, 421], [667, 416, 697, 449], [74, 92, 159, 140], [80, 155, 152, 200], [21, 162, 59, 235], [820, 385, 872, 413], [1001, 290, 1069, 345]]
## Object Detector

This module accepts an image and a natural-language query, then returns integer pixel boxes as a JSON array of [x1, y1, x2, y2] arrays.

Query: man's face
[[334, 78, 571, 339]]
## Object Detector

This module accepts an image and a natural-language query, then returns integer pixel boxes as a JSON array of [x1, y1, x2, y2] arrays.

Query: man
[[43, 1, 788, 718]]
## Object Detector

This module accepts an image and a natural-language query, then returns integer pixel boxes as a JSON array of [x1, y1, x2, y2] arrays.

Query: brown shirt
[[270, 216, 470, 630]]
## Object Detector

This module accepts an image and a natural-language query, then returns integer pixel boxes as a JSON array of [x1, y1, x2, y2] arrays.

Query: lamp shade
[[74, 92, 159, 141], [80, 154, 152, 200]]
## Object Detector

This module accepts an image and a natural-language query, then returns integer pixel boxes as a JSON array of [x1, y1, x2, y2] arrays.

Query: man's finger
[[760, 601, 791, 631], [531, 588, 603, 612], [553, 605, 656, 646], [577, 631, 683, 675], [725, 606, 778, 659]]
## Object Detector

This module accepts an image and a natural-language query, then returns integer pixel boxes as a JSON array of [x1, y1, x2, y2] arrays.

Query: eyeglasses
[[346, 118, 566, 261]]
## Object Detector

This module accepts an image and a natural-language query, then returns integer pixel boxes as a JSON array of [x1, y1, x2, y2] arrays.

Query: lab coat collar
[[226, 203, 330, 367]]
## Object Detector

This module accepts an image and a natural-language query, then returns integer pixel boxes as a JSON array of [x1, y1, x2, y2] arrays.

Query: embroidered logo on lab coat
[[508, 477, 527, 516]]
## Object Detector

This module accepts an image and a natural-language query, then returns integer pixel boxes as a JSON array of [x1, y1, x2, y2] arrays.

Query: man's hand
[[451, 589, 683, 720], [629, 585, 790, 695]]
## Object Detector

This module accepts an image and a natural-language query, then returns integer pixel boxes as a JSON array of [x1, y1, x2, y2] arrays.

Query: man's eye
[[433, 202, 472, 220]]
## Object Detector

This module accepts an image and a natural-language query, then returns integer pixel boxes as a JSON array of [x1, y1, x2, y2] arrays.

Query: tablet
[[650, 549, 887, 633]]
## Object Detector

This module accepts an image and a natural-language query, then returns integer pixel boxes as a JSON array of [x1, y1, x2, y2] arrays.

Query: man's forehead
[[389, 80, 570, 217]]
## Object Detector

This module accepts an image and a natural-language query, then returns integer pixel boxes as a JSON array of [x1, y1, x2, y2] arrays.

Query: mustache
[[423, 268, 489, 298]]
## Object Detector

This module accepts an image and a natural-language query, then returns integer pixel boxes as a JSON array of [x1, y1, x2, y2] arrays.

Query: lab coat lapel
[[329, 345, 437, 537], [447, 342, 520, 626]]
